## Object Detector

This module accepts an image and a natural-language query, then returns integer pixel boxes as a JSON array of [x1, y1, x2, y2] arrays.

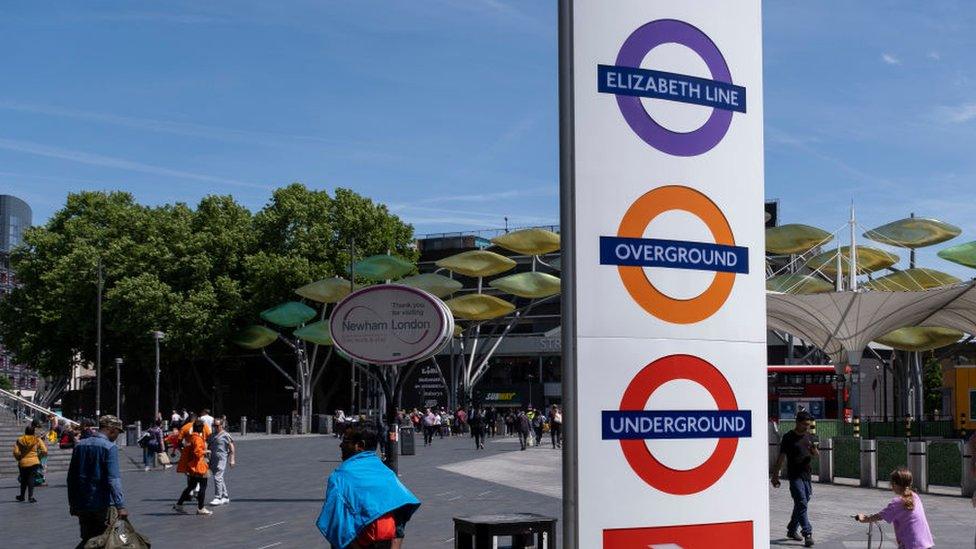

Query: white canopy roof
[[767, 281, 976, 366]]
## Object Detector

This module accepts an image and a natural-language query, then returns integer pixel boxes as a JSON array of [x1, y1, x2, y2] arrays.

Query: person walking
[[549, 405, 562, 449], [67, 415, 126, 549], [422, 408, 436, 446], [532, 409, 547, 448], [208, 419, 236, 506], [174, 420, 212, 515], [485, 407, 497, 438], [516, 409, 531, 451], [855, 467, 933, 549], [771, 411, 819, 547], [469, 407, 486, 450], [199, 408, 215, 430], [433, 409, 444, 440], [334, 409, 347, 438], [164, 425, 181, 459], [316, 424, 420, 548], [170, 409, 181, 425], [12, 423, 47, 503], [140, 419, 165, 472]]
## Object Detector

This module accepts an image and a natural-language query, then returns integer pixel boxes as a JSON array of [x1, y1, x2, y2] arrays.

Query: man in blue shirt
[[67, 414, 127, 549]]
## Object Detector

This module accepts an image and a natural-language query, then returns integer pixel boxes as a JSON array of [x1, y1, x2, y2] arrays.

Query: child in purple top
[[856, 467, 934, 549]]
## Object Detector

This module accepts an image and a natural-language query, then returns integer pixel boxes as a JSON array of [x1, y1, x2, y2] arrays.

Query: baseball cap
[[99, 415, 123, 430]]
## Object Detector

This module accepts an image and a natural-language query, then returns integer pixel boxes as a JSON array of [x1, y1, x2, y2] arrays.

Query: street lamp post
[[115, 357, 123, 419], [95, 259, 103, 416], [151, 331, 165, 420]]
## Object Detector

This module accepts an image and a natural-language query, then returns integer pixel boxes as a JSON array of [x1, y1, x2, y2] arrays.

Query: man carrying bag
[[68, 415, 148, 549], [84, 507, 151, 549]]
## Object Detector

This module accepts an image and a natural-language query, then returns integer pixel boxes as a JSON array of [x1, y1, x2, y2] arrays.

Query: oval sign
[[330, 284, 453, 365]]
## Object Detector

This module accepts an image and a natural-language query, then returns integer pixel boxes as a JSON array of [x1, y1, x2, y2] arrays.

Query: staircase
[[0, 413, 74, 479]]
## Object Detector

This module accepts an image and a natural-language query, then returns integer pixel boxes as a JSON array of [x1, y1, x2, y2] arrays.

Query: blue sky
[[2, 1, 975, 276]]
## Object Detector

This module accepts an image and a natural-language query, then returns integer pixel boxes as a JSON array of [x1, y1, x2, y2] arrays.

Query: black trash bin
[[400, 426, 416, 456], [315, 414, 329, 434], [125, 425, 138, 446]]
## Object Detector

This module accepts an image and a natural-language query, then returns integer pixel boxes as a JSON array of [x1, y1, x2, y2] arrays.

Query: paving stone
[[1, 433, 972, 548]]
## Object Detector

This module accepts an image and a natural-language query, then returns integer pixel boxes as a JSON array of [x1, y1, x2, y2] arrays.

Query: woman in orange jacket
[[12, 424, 47, 503], [173, 420, 211, 515]]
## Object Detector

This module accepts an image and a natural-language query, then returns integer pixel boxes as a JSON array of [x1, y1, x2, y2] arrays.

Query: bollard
[[818, 438, 834, 483], [135, 420, 142, 440], [859, 438, 877, 488], [962, 441, 975, 497], [266, 416, 273, 435], [905, 417, 912, 439], [162, 420, 169, 431], [853, 417, 861, 438], [241, 416, 247, 437], [908, 440, 928, 493]]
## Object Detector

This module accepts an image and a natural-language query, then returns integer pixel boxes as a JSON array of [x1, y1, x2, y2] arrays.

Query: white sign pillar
[[560, 1, 768, 548]]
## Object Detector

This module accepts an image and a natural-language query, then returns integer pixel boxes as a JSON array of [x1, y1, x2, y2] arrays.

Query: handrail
[[0, 387, 79, 427]]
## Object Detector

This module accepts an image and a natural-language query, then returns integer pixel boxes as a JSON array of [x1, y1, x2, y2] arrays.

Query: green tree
[[923, 357, 944, 415], [0, 374, 12, 391], [0, 185, 413, 417]]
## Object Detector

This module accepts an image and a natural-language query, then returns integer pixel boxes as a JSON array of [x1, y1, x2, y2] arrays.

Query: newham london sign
[[330, 284, 454, 366]]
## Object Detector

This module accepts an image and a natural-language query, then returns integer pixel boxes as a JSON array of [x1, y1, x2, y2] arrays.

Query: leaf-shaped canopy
[[260, 301, 317, 328], [938, 241, 976, 269], [398, 273, 463, 298], [444, 294, 515, 320], [874, 326, 963, 352], [352, 254, 414, 282], [293, 320, 333, 346], [861, 268, 961, 292], [805, 246, 899, 276], [295, 277, 356, 303], [436, 250, 516, 278], [864, 218, 961, 249], [765, 224, 833, 255], [491, 228, 560, 256], [766, 273, 834, 294], [489, 271, 561, 298], [232, 325, 280, 350]]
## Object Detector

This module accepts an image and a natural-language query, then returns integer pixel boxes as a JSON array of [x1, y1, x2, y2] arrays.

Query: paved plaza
[[1, 433, 974, 547]]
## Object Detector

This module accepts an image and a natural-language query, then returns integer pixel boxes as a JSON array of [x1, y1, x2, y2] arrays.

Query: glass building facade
[[0, 195, 37, 390]]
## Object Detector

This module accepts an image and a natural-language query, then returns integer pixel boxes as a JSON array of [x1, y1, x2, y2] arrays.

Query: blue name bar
[[599, 236, 749, 274], [598, 64, 747, 113], [602, 410, 752, 440]]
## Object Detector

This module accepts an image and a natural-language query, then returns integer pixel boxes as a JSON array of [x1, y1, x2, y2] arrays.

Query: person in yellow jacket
[[12, 424, 47, 503], [173, 420, 212, 515]]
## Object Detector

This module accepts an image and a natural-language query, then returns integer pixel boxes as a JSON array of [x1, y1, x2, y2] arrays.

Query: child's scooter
[[852, 515, 886, 548]]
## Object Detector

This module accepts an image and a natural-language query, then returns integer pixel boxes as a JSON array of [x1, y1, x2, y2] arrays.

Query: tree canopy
[[0, 184, 415, 389]]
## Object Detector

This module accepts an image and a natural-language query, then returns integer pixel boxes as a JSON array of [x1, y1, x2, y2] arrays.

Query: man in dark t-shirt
[[771, 411, 819, 547]]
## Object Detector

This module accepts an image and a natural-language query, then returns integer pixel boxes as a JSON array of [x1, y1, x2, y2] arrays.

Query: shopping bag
[[156, 452, 170, 466], [84, 508, 151, 549], [34, 456, 47, 486]]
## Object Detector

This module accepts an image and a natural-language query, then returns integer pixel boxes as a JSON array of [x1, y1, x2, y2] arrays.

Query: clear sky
[[1, 1, 975, 276]]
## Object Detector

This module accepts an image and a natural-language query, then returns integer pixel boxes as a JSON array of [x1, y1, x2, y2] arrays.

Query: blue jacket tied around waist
[[316, 451, 421, 548]]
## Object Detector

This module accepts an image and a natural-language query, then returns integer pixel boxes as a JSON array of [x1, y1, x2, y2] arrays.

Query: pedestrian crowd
[[7, 407, 239, 547], [401, 403, 563, 451], [20, 402, 966, 548]]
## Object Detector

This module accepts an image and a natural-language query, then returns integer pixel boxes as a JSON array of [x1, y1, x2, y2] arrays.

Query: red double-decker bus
[[768, 365, 842, 420]]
